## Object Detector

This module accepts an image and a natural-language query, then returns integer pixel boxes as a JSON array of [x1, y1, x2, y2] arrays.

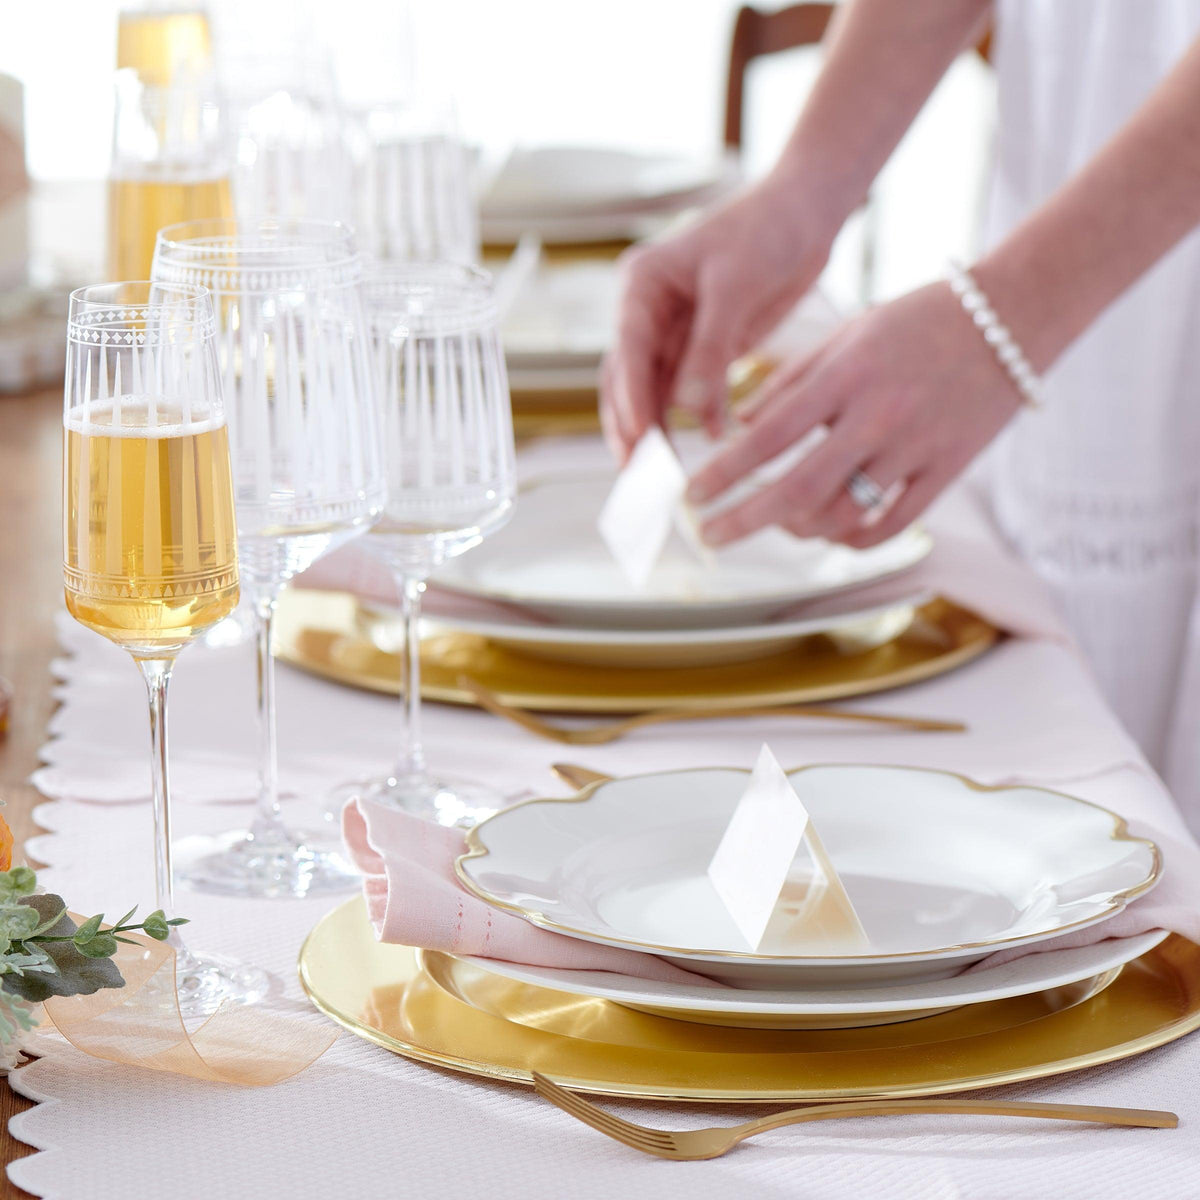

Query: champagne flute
[[153, 219, 385, 897], [62, 281, 268, 1014], [116, 3, 214, 87], [342, 263, 516, 827], [108, 70, 233, 281]]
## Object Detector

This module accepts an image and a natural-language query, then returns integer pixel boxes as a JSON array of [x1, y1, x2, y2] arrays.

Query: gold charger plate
[[300, 897, 1200, 1103], [275, 590, 999, 714]]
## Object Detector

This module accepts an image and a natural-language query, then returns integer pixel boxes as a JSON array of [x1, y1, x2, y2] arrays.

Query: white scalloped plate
[[457, 765, 1161, 988]]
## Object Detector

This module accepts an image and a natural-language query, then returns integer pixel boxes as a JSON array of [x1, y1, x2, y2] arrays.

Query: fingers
[[599, 356, 628, 463], [687, 359, 844, 506], [735, 323, 853, 426], [842, 470, 946, 549], [698, 412, 867, 546], [670, 267, 742, 434], [783, 446, 913, 543], [602, 250, 679, 456]]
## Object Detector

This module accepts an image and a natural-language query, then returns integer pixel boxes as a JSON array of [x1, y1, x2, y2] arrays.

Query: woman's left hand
[[686, 281, 1025, 549]]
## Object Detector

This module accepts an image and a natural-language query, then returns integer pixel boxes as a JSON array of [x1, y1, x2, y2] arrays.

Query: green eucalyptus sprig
[[0, 866, 189, 1046]]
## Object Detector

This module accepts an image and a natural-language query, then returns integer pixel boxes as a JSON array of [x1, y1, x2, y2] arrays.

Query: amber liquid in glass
[[107, 173, 233, 281], [64, 399, 239, 654], [116, 6, 213, 86]]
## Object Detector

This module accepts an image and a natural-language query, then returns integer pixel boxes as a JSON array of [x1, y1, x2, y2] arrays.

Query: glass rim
[[68, 280, 214, 314], [155, 217, 356, 252], [361, 261, 498, 333], [152, 219, 363, 286]]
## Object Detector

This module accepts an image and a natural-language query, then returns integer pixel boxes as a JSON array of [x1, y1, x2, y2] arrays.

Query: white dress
[[983, 0, 1200, 829]]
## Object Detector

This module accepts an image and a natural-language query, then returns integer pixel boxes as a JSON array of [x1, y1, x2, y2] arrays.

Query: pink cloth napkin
[[342, 798, 711, 984], [976, 812, 1200, 969]]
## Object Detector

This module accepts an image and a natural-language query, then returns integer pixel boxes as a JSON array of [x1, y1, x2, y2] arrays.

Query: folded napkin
[[343, 798, 710, 984], [974, 771, 1200, 969]]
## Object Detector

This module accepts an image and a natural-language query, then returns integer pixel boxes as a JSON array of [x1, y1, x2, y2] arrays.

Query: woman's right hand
[[601, 169, 837, 461]]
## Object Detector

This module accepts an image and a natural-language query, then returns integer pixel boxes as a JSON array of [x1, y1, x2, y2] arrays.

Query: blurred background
[[0, 0, 996, 395]]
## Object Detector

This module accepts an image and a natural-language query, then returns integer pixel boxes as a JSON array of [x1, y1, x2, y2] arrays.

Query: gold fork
[[530, 1073, 1177, 1161], [459, 677, 965, 745]]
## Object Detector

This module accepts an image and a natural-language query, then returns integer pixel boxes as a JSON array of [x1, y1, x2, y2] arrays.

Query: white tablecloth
[[10, 441, 1200, 1200]]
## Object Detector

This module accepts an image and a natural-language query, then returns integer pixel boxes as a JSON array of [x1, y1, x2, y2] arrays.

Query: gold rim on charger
[[274, 591, 999, 714], [299, 897, 1200, 1102]]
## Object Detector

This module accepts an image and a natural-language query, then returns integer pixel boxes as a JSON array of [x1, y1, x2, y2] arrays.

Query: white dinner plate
[[481, 147, 739, 245], [456, 765, 1161, 988], [460, 930, 1168, 1029], [432, 473, 934, 629], [412, 598, 925, 668], [483, 146, 737, 216]]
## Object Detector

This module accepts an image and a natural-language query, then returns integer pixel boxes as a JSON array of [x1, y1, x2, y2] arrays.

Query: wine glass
[[348, 98, 479, 263], [62, 281, 268, 1015], [342, 263, 516, 827], [219, 50, 351, 224], [107, 70, 233, 281], [152, 219, 385, 897]]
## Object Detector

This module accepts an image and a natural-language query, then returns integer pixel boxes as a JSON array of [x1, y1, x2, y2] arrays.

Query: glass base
[[174, 946, 271, 1019], [336, 771, 502, 828], [175, 826, 361, 900]]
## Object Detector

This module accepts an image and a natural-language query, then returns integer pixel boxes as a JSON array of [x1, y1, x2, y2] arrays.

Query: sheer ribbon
[[38, 925, 335, 1085]]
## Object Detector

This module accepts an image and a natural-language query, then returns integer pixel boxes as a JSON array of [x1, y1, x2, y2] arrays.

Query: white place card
[[707, 745, 869, 953], [598, 426, 711, 589]]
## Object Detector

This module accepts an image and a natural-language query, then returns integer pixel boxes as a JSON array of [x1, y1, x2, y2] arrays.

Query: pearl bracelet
[[946, 260, 1042, 408]]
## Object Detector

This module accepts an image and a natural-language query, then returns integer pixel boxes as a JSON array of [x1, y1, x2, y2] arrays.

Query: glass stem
[[252, 589, 287, 841], [395, 572, 427, 780], [135, 657, 185, 952]]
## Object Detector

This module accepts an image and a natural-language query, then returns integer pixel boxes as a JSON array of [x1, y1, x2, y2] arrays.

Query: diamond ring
[[846, 470, 887, 511]]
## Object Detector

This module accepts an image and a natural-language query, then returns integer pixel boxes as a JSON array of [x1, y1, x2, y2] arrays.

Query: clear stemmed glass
[[341, 263, 516, 827], [219, 51, 352, 224], [347, 98, 479, 263], [62, 281, 268, 1014], [107, 70, 233, 281], [152, 219, 384, 897]]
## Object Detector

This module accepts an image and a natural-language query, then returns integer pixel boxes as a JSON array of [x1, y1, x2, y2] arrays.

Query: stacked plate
[[426, 470, 936, 669], [299, 763, 1193, 1102], [481, 145, 740, 246], [275, 470, 999, 711], [453, 764, 1163, 1028]]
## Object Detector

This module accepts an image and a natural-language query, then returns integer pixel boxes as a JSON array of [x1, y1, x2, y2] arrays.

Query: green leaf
[[112, 905, 139, 931], [0, 897, 123, 1003], [72, 914, 104, 945], [75, 932, 118, 959], [29, 905, 69, 938], [0, 905, 40, 943], [0, 868, 37, 900], [166, 918, 189, 927], [142, 912, 170, 941]]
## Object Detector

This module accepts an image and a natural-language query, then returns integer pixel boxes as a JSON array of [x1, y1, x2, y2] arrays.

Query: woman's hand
[[686, 281, 1024, 549], [601, 171, 837, 461]]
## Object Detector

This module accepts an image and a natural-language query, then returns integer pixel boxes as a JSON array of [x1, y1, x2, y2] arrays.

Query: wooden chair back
[[724, 4, 992, 150]]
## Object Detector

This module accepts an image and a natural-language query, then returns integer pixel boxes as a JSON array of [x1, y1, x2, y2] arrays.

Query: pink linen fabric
[[342, 798, 708, 984], [977, 820, 1200, 969]]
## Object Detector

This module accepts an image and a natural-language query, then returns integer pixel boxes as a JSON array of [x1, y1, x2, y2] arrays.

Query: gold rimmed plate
[[299, 896, 1200, 1102], [455, 765, 1162, 987], [274, 591, 998, 715]]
